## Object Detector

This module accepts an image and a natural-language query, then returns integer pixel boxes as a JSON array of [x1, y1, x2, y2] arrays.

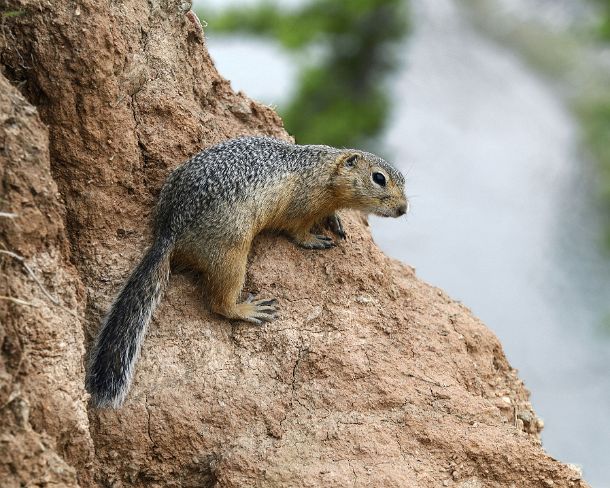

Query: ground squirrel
[[86, 136, 408, 408]]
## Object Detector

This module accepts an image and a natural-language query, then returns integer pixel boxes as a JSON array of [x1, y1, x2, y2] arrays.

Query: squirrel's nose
[[396, 202, 408, 216]]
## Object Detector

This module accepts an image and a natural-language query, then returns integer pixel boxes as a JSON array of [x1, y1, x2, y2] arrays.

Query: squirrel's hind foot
[[229, 297, 279, 325]]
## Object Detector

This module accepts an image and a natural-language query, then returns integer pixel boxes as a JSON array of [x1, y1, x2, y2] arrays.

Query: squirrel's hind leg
[[207, 244, 278, 325]]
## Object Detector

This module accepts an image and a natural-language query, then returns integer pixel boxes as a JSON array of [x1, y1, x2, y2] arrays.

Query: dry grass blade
[[0, 295, 37, 307], [0, 248, 60, 305]]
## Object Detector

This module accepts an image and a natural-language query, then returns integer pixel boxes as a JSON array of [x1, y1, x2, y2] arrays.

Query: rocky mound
[[0, 1, 587, 486]]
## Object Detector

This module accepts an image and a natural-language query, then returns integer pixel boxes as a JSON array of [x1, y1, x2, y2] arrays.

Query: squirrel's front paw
[[294, 233, 336, 250], [324, 214, 346, 240]]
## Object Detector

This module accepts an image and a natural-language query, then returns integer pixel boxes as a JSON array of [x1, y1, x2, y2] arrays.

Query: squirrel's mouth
[[373, 209, 397, 218], [374, 205, 408, 218]]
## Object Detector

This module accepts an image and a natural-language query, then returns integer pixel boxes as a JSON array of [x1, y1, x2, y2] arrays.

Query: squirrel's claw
[[238, 297, 278, 324], [296, 234, 336, 250], [325, 214, 346, 240]]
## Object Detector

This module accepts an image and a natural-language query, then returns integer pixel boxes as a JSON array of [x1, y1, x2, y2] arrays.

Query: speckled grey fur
[[86, 136, 406, 408]]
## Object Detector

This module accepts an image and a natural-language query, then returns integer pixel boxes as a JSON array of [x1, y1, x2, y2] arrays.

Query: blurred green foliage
[[577, 96, 610, 246], [591, 1, 610, 246], [198, 0, 409, 149], [597, 0, 610, 39]]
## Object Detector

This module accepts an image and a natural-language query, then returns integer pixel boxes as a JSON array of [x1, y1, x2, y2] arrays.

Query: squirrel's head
[[333, 150, 408, 218]]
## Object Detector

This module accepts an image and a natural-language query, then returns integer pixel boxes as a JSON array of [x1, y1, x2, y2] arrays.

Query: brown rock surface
[[0, 1, 588, 486]]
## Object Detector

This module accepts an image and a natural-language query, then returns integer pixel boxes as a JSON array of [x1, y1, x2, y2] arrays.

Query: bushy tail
[[86, 239, 172, 408]]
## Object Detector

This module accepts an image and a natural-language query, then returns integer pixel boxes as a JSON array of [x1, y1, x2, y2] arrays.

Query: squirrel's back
[[155, 136, 338, 240]]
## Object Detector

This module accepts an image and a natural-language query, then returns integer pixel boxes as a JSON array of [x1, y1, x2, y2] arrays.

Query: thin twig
[[0, 390, 23, 412], [0, 295, 37, 307], [0, 249, 60, 305], [406, 372, 450, 388], [0, 247, 80, 318], [0, 212, 18, 219]]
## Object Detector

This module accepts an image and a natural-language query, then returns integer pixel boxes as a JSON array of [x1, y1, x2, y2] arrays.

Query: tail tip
[[86, 378, 128, 409]]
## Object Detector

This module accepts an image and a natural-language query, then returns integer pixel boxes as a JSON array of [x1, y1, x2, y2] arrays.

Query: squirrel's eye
[[345, 155, 358, 167], [372, 172, 386, 187]]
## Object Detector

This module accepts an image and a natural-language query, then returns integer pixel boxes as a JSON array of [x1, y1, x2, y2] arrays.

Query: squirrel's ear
[[343, 154, 359, 169], [334, 153, 360, 174]]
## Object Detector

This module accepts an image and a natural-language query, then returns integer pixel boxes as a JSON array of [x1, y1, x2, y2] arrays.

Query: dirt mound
[[0, 1, 587, 486]]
